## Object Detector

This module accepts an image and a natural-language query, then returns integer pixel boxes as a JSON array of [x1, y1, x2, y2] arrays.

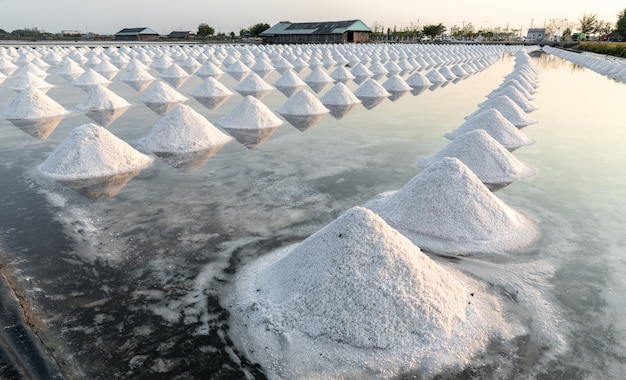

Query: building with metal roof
[[260, 20, 371, 44], [114, 27, 160, 41]]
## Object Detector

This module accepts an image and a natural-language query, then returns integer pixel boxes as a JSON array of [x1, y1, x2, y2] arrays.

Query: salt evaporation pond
[[1, 43, 626, 380]]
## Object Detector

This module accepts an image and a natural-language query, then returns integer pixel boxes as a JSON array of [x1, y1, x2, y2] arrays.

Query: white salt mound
[[382, 75, 411, 92], [5, 72, 54, 92], [353, 78, 391, 98], [419, 129, 535, 184], [227, 206, 510, 378], [275, 89, 329, 116], [481, 86, 538, 113], [189, 77, 233, 97], [445, 108, 534, 149], [234, 72, 273, 92], [142, 104, 232, 154], [140, 81, 188, 104], [319, 82, 361, 106], [76, 85, 130, 111], [38, 123, 152, 180], [304, 66, 334, 83], [467, 95, 537, 128], [366, 157, 537, 255], [274, 69, 306, 87], [71, 68, 111, 88], [2, 86, 67, 119], [215, 95, 283, 130], [406, 72, 433, 88]]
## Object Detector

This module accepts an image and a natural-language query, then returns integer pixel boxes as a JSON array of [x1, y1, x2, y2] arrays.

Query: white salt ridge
[[142, 104, 232, 154], [2, 86, 68, 119], [12, 62, 48, 78], [140, 81, 188, 104], [489, 79, 534, 100], [227, 206, 511, 378], [481, 86, 538, 113], [467, 95, 537, 128], [190, 77, 233, 97], [275, 89, 329, 116], [76, 85, 131, 111], [38, 123, 153, 180], [5, 72, 55, 92], [445, 108, 534, 150], [215, 95, 283, 130], [419, 129, 535, 185], [382, 75, 411, 92], [353, 78, 391, 98], [367, 157, 537, 255], [319, 82, 361, 105]]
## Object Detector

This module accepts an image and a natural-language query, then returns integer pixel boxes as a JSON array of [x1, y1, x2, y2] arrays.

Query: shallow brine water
[[0, 45, 625, 379]]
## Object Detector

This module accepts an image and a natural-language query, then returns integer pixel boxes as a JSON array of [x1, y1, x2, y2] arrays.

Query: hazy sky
[[1, 0, 624, 35]]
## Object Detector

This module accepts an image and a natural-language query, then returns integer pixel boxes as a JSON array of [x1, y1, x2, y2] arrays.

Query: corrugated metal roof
[[115, 27, 159, 36], [260, 20, 371, 36]]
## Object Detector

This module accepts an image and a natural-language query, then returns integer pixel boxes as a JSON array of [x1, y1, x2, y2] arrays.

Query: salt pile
[[75, 85, 130, 127], [366, 157, 537, 255], [195, 61, 224, 80], [0, 57, 19, 76], [438, 66, 457, 81], [419, 130, 535, 187], [12, 62, 48, 79], [425, 69, 447, 84], [141, 104, 232, 156], [140, 81, 188, 115], [118, 66, 155, 92], [274, 69, 306, 97], [225, 60, 251, 81], [329, 65, 356, 83], [319, 82, 361, 119], [38, 123, 153, 180], [353, 78, 391, 109], [4, 72, 55, 93], [2, 86, 67, 120], [58, 57, 86, 81], [227, 206, 510, 378], [94, 60, 120, 80], [234, 72, 273, 99], [350, 62, 373, 78], [250, 59, 274, 78], [382, 75, 411, 101], [159, 63, 191, 88], [482, 86, 538, 113], [72, 68, 111, 91], [303, 66, 334, 93], [445, 109, 534, 150], [275, 89, 329, 131], [467, 95, 537, 128], [189, 77, 233, 110], [0, 71, 7, 86], [405, 72, 433, 88]]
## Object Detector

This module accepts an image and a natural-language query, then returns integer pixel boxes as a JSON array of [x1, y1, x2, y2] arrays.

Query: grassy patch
[[577, 42, 626, 58]]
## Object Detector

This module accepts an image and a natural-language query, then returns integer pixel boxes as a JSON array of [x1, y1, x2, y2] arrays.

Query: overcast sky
[[1, 0, 624, 35]]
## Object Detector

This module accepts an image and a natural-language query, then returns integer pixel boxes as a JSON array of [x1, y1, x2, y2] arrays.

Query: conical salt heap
[[234, 72, 273, 99], [72, 68, 111, 91], [189, 76, 233, 110], [195, 61, 224, 79], [319, 82, 361, 119], [425, 69, 447, 83], [2, 86, 67, 120], [5, 71, 55, 93], [12, 62, 48, 78], [445, 108, 534, 150], [382, 75, 411, 93], [227, 206, 510, 378], [274, 69, 306, 97], [275, 89, 329, 131], [38, 123, 153, 180], [367, 157, 537, 255], [406, 72, 433, 88], [159, 63, 191, 88], [225, 60, 251, 81], [466, 95, 537, 128], [76, 85, 130, 111], [482, 86, 538, 113], [304, 66, 334, 93], [119, 66, 156, 92], [142, 104, 232, 154], [140, 81, 188, 115], [419, 130, 535, 187], [330, 65, 355, 83], [215, 96, 283, 149], [353, 78, 391, 109]]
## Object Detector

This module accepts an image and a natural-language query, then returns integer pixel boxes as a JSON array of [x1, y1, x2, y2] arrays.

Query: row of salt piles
[[226, 47, 546, 378], [543, 45, 626, 83]]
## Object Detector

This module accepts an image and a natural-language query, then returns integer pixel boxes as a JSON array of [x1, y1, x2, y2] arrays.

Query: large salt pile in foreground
[[445, 108, 534, 150], [227, 206, 510, 379], [419, 130, 535, 187], [141, 104, 232, 154], [38, 123, 153, 180], [367, 158, 537, 255]]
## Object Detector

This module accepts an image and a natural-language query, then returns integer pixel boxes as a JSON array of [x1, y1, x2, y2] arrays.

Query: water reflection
[[84, 107, 129, 127], [154, 146, 226, 171], [191, 95, 230, 110], [143, 101, 185, 116], [8, 116, 64, 139], [358, 96, 387, 110], [221, 127, 278, 149], [280, 113, 326, 132], [58, 170, 141, 199], [325, 104, 359, 119]]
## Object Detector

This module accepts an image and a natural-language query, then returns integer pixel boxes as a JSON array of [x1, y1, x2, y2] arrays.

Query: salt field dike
[[1, 40, 626, 380]]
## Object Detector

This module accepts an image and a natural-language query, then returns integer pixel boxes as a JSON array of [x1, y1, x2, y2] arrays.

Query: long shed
[[260, 20, 371, 44], [114, 27, 160, 41]]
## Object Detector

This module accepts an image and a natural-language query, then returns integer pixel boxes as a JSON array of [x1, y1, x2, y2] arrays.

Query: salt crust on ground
[[38, 123, 152, 180], [215, 95, 283, 130], [227, 206, 511, 379], [140, 81, 188, 104], [76, 85, 130, 111], [366, 158, 537, 255], [445, 108, 534, 149], [141, 104, 232, 153], [319, 82, 361, 106], [275, 89, 330, 116], [419, 129, 535, 184], [2, 86, 68, 119]]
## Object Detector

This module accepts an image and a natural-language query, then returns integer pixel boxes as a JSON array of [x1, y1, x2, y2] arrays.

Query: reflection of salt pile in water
[[419, 130, 535, 188], [38, 123, 152, 198], [466, 95, 537, 128], [215, 95, 283, 149], [227, 206, 510, 379], [275, 89, 329, 131], [367, 158, 537, 255], [320, 82, 361, 119], [140, 81, 188, 115], [189, 77, 233, 110], [234, 72, 273, 99], [445, 108, 534, 150], [76, 85, 131, 127]]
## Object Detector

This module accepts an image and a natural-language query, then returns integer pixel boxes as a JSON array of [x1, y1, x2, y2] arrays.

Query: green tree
[[248, 23, 270, 37], [579, 13, 598, 34], [422, 23, 446, 40], [197, 23, 215, 37], [616, 8, 626, 39]]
